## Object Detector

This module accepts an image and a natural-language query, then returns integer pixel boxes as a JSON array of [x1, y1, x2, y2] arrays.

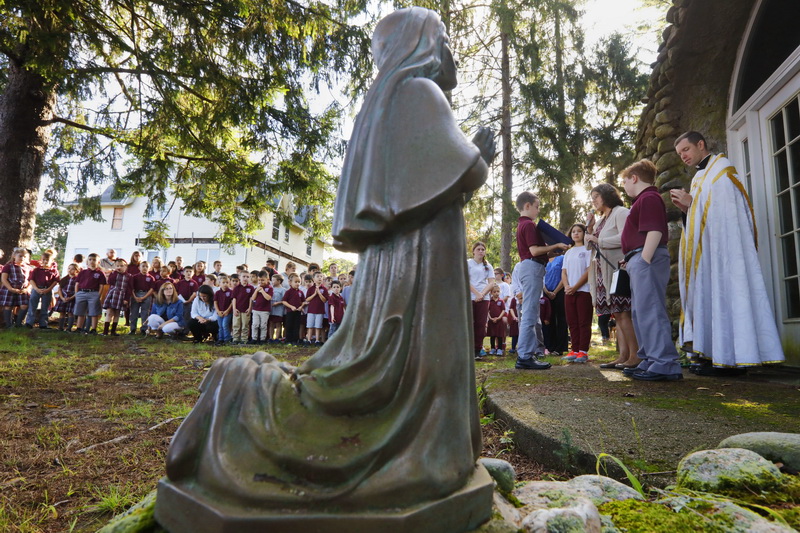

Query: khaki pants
[[251, 310, 270, 341], [232, 312, 251, 342]]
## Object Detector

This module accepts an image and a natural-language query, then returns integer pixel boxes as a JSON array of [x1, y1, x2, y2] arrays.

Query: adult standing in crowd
[[671, 131, 784, 375], [98, 248, 116, 306], [585, 183, 640, 370], [468, 242, 495, 360]]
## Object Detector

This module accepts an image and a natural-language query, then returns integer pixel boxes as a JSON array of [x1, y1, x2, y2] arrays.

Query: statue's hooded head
[[370, 7, 445, 80], [332, 8, 455, 251]]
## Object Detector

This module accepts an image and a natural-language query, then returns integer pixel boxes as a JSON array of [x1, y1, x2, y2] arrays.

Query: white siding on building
[[63, 192, 324, 275]]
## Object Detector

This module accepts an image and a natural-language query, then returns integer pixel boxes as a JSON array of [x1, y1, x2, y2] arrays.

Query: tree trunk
[[499, 29, 513, 272], [0, 61, 55, 257]]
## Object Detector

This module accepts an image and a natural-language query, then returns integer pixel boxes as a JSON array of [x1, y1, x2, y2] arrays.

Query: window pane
[[742, 139, 751, 174], [785, 277, 800, 319], [790, 141, 800, 186], [787, 98, 800, 142], [779, 191, 793, 234], [772, 112, 786, 149], [776, 150, 790, 192], [284, 226, 290, 242], [782, 234, 798, 277]]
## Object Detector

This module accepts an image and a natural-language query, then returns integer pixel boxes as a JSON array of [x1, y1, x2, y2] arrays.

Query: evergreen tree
[[0, 0, 372, 254]]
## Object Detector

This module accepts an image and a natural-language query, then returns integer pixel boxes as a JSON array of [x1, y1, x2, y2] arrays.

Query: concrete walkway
[[480, 357, 800, 485]]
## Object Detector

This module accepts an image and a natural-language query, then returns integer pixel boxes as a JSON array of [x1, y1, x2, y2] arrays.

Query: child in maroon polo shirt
[[513, 191, 569, 370], [327, 280, 346, 338], [102, 258, 132, 336], [26, 249, 59, 329], [305, 271, 328, 345], [282, 273, 305, 344], [251, 272, 273, 344], [620, 159, 682, 381], [175, 266, 198, 329], [130, 261, 155, 335], [74, 253, 107, 334]]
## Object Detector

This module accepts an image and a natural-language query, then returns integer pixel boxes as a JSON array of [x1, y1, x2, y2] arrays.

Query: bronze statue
[[155, 7, 496, 532]]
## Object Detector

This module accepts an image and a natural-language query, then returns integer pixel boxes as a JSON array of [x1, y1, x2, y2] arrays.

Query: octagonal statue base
[[154, 464, 494, 533]]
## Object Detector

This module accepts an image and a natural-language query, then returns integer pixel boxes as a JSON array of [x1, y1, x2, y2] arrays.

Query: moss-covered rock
[[97, 490, 164, 533], [657, 495, 795, 533], [718, 432, 800, 472], [566, 475, 644, 505], [676, 448, 783, 493], [480, 457, 516, 493]]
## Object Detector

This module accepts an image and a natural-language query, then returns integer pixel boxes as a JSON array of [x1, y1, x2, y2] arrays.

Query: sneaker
[[562, 351, 578, 362], [479, 349, 488, 357], [496, 350, 504, 357], [574, 352, 589, 364], [508, 349, 517, 354], [515, 357, 551, 370]]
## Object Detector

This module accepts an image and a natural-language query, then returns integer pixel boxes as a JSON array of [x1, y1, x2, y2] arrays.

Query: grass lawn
[[0, 327, 562, 533]]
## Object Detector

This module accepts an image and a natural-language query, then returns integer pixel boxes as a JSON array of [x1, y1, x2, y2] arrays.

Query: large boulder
[[658, 495, 795, 533], [511, 476, 642, 533], [676, 448, 783, 492], [719, 432, 800, 472]]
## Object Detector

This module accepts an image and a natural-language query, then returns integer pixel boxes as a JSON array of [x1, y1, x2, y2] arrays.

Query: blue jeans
[[218, 314, 232, 342], [512, 259, 546, 360], [26, 290, 52, 327], [328, 322, 340, 338]]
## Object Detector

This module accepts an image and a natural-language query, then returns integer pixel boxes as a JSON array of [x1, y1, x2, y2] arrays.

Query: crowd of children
[[0, 247, 354, 347]]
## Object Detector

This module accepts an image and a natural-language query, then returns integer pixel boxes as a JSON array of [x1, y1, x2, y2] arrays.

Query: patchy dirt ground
[[0, 328, 563, 533]]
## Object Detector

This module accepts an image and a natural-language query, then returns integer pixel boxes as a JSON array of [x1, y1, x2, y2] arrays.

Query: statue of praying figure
[[155, 7, 496, 532]]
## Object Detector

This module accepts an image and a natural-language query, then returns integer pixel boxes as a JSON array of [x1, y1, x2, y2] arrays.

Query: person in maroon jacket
[[130, 261, 155, 335], [102, 258, 132, 336], [25, 249, 59, 329], [74, 253, 107, 334]]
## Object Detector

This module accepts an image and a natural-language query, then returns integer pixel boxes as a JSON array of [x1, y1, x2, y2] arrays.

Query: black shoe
[[599, 362, 622, 369], [25, 323, 33, 329], [515, 357, 551, 370], [632, 370, 683, 381], [690, 365, 747, 377], [622, 366, 643, 376]]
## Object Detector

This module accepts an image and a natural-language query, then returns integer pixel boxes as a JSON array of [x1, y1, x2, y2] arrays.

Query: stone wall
[[634, 0, 756, 326]]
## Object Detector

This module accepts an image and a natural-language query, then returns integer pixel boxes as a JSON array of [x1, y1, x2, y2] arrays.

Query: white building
[[63, 186, 325, 274]]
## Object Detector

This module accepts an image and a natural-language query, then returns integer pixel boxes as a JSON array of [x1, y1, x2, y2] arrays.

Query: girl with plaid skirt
[[55, 264, 79, 331], [1, 248, 31, 328], [102, 258, 132, 336]]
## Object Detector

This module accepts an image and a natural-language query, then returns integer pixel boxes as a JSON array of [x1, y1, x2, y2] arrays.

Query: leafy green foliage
[[31, 207, 73, 256], [1, 0, 374, 245]]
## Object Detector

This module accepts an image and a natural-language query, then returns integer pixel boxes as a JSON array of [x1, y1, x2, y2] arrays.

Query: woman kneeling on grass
[[146, 282, 185, 338], [188, 285, 218, 344]]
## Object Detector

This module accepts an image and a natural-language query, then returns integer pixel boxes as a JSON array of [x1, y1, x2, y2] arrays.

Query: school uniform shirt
[[29, 266, 59, 289], [328, 292, 346, 323], [131, 272, 155, 293], [516, 216, 547, 264], [306, 284, 328, 314], [169, 270, 183, 281], [76, 268, 107, 291], [271, 286, 287, 317], [175, 279, 199, 301], [252, 285, 274, 312], [282, 287, 304, 312], [214, 288, 234, 313], [232, 284, 255, 313], [562, 245, 591, 292], [192, 274, 207, 286], [149, 270, 163, 283], [126, 263, 141, 276], [155, 277, 171, 290], [621, 186, 668, 254]]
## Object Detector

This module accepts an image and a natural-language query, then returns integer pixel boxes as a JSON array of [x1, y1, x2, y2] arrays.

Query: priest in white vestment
[[671, 131, 785, 371]]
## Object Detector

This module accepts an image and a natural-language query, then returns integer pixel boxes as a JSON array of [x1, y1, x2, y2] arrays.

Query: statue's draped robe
[[164, 8, 487, 511], [678, 153, 785, 367]]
